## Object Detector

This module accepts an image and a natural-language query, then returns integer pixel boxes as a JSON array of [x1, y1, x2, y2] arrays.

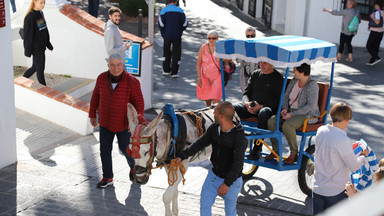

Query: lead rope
[[152, 159, 186, 186]]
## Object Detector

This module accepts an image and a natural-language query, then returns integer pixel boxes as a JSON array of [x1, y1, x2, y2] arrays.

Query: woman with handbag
[[23, 0, 54, 86], [323, 0, 360, 62], [366, 1, 384, 66], [196, 30, 223, 107]]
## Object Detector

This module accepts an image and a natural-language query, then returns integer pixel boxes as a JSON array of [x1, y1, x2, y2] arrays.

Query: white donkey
[[127, 103, 222, 216]]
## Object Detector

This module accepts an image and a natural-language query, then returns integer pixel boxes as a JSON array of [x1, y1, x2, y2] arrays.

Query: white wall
[[305, 0, 384, 48], [0, 0, 17, 169], [14, 85, 93, 135], [141, 47, 153, 109], [284, 0, 306, 36], [12, 0, 108, 79], [271, 0, 286, 32], [11, 0, 154, 109], [256, 0, 263, 18]]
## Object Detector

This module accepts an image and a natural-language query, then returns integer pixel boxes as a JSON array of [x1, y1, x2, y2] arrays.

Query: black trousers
[[366, 31, 384, 61], [23, 49, 46, 86], [339, 33, 354, 54], [163, 38, 182, 75], [88, 0, 99, 17]]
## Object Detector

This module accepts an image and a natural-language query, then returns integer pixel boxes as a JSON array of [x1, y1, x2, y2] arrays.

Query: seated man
[[234, 61, 284, 160]]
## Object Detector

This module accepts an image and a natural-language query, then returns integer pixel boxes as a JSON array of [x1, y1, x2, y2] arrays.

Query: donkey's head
[[127, 103, 163, 185]]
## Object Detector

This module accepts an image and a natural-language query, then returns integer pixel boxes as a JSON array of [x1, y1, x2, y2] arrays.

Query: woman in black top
[[23, 0, 53, 86]]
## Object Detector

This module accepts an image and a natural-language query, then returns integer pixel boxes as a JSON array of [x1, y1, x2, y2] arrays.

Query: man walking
[[175, 102, 247, 216], [89, 54, 144, 188], [234, 61, 283, 159], [313, 102, 368, 214], [158, 0, 188, 78], [104, 7, 132, 61], [237, 27, 258, 92]]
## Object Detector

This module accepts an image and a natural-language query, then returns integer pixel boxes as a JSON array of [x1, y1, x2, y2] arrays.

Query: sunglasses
[[246, 34, 256, 38], [208, 37, 218, 40]]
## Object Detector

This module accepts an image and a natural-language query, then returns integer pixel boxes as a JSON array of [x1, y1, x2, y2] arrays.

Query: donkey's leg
[[163, 166, 181, 216], [171, 161, 189, 216]]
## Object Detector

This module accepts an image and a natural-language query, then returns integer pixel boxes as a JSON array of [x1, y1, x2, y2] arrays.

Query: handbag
[[19, 28, 24, 40], [348, 16, 359, 32], [368, 10, 383, 28]]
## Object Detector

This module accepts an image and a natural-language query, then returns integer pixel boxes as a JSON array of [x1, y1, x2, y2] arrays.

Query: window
[[343, 0, 375, 20]]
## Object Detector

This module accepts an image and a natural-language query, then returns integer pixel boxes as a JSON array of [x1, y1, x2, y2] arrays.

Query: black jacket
[[158, 4, 187, 39], [23, 10, 53, 57], [178, 123, 247, 186], [242, 69, 284, 113]]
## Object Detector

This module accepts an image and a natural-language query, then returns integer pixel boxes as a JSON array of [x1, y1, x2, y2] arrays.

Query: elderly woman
[[323, 0, 360, 62], [266, 63, 319, 164], [196, 30, 222, 107]]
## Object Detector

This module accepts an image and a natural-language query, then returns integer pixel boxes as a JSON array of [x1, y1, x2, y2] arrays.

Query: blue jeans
[[233, 103, 273, 129], [10, 0, 16, 13], [200, 169, 242, 216], [99, 126, 134, 179], [312, 191, 348, 215]]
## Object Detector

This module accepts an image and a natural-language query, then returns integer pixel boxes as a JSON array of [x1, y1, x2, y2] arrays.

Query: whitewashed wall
[[286, 0, 384, 48], [11, 0, 153, 109], [0, 0, 17, 169]]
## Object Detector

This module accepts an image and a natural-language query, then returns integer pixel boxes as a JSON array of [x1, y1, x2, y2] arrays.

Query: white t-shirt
[[112, 83, 118, 89]]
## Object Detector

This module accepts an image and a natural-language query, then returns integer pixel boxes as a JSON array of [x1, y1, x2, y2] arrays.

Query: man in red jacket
[[89, 54, 144, 188]]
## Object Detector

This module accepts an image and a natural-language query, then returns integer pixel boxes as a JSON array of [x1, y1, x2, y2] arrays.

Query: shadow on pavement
[[0, 164, 17, 215], [238, 176, 312, 215]]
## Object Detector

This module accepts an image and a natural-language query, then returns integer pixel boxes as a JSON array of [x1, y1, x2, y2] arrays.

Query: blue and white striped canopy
[[214, 35, 337, 68]]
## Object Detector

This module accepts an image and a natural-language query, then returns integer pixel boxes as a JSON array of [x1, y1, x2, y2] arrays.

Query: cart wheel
[[242, 163, 259, 180], [298, 145, 315, 196]]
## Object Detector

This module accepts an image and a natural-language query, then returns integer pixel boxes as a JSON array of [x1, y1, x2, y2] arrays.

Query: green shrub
[[119, 0, 149, 17]]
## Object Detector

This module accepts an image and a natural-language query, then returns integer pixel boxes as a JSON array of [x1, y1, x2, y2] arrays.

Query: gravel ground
[[13, 66, 71, 88]]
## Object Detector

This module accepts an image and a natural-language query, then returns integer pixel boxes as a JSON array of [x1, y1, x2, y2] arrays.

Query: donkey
[[127, 103, 224, 216]]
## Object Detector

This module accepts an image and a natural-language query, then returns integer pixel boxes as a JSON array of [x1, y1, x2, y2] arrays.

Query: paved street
[[2, 0, 384, 215]]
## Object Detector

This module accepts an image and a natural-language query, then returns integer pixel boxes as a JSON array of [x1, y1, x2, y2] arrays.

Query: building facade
[[230, 0, 384, 48]]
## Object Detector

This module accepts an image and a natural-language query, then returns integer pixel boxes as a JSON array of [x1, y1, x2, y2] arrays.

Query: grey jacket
[[104, 20, 126, 60], [282, 77, 320, 124], [331, 8, 360, 35]]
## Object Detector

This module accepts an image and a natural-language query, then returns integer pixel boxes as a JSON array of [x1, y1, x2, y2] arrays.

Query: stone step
[[52, 77, 95, 99]]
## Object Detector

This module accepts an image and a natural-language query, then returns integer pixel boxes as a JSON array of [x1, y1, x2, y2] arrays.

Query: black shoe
[[247, 150, 261, 160], [97, 178, 113, 188]]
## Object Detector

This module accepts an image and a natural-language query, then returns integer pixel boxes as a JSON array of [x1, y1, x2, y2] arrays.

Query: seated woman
[[266, 63, 319, 164]]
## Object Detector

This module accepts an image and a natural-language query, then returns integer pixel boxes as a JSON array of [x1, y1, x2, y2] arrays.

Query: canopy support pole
[[220, 59, 225, 101]]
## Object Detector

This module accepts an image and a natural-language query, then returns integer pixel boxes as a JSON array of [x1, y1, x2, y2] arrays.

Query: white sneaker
[[371, 58, 382, 66], [171, 74, 179, 78], [162, 72, 170, 76]]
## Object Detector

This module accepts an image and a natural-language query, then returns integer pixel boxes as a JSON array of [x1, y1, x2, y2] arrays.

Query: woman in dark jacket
[[23, 0, 53, 86]]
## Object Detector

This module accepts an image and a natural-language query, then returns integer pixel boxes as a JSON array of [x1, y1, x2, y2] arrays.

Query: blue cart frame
[[215, 35, 337, 195]]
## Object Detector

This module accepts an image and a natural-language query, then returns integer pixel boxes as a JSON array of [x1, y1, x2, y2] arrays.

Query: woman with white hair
[[196, 30, 222, 107]]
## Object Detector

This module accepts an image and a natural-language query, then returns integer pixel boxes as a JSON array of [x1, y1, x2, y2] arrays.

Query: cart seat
[[241, 79, 329, 133]]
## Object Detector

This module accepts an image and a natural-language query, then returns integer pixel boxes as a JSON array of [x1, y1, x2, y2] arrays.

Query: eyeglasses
[[208, 37, 218, 40], [246, 34, 256, 38]]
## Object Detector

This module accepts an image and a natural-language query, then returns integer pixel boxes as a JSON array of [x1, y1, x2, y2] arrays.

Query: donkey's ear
[[142, 111, 163, 137], [127, 103, 139, 133]]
